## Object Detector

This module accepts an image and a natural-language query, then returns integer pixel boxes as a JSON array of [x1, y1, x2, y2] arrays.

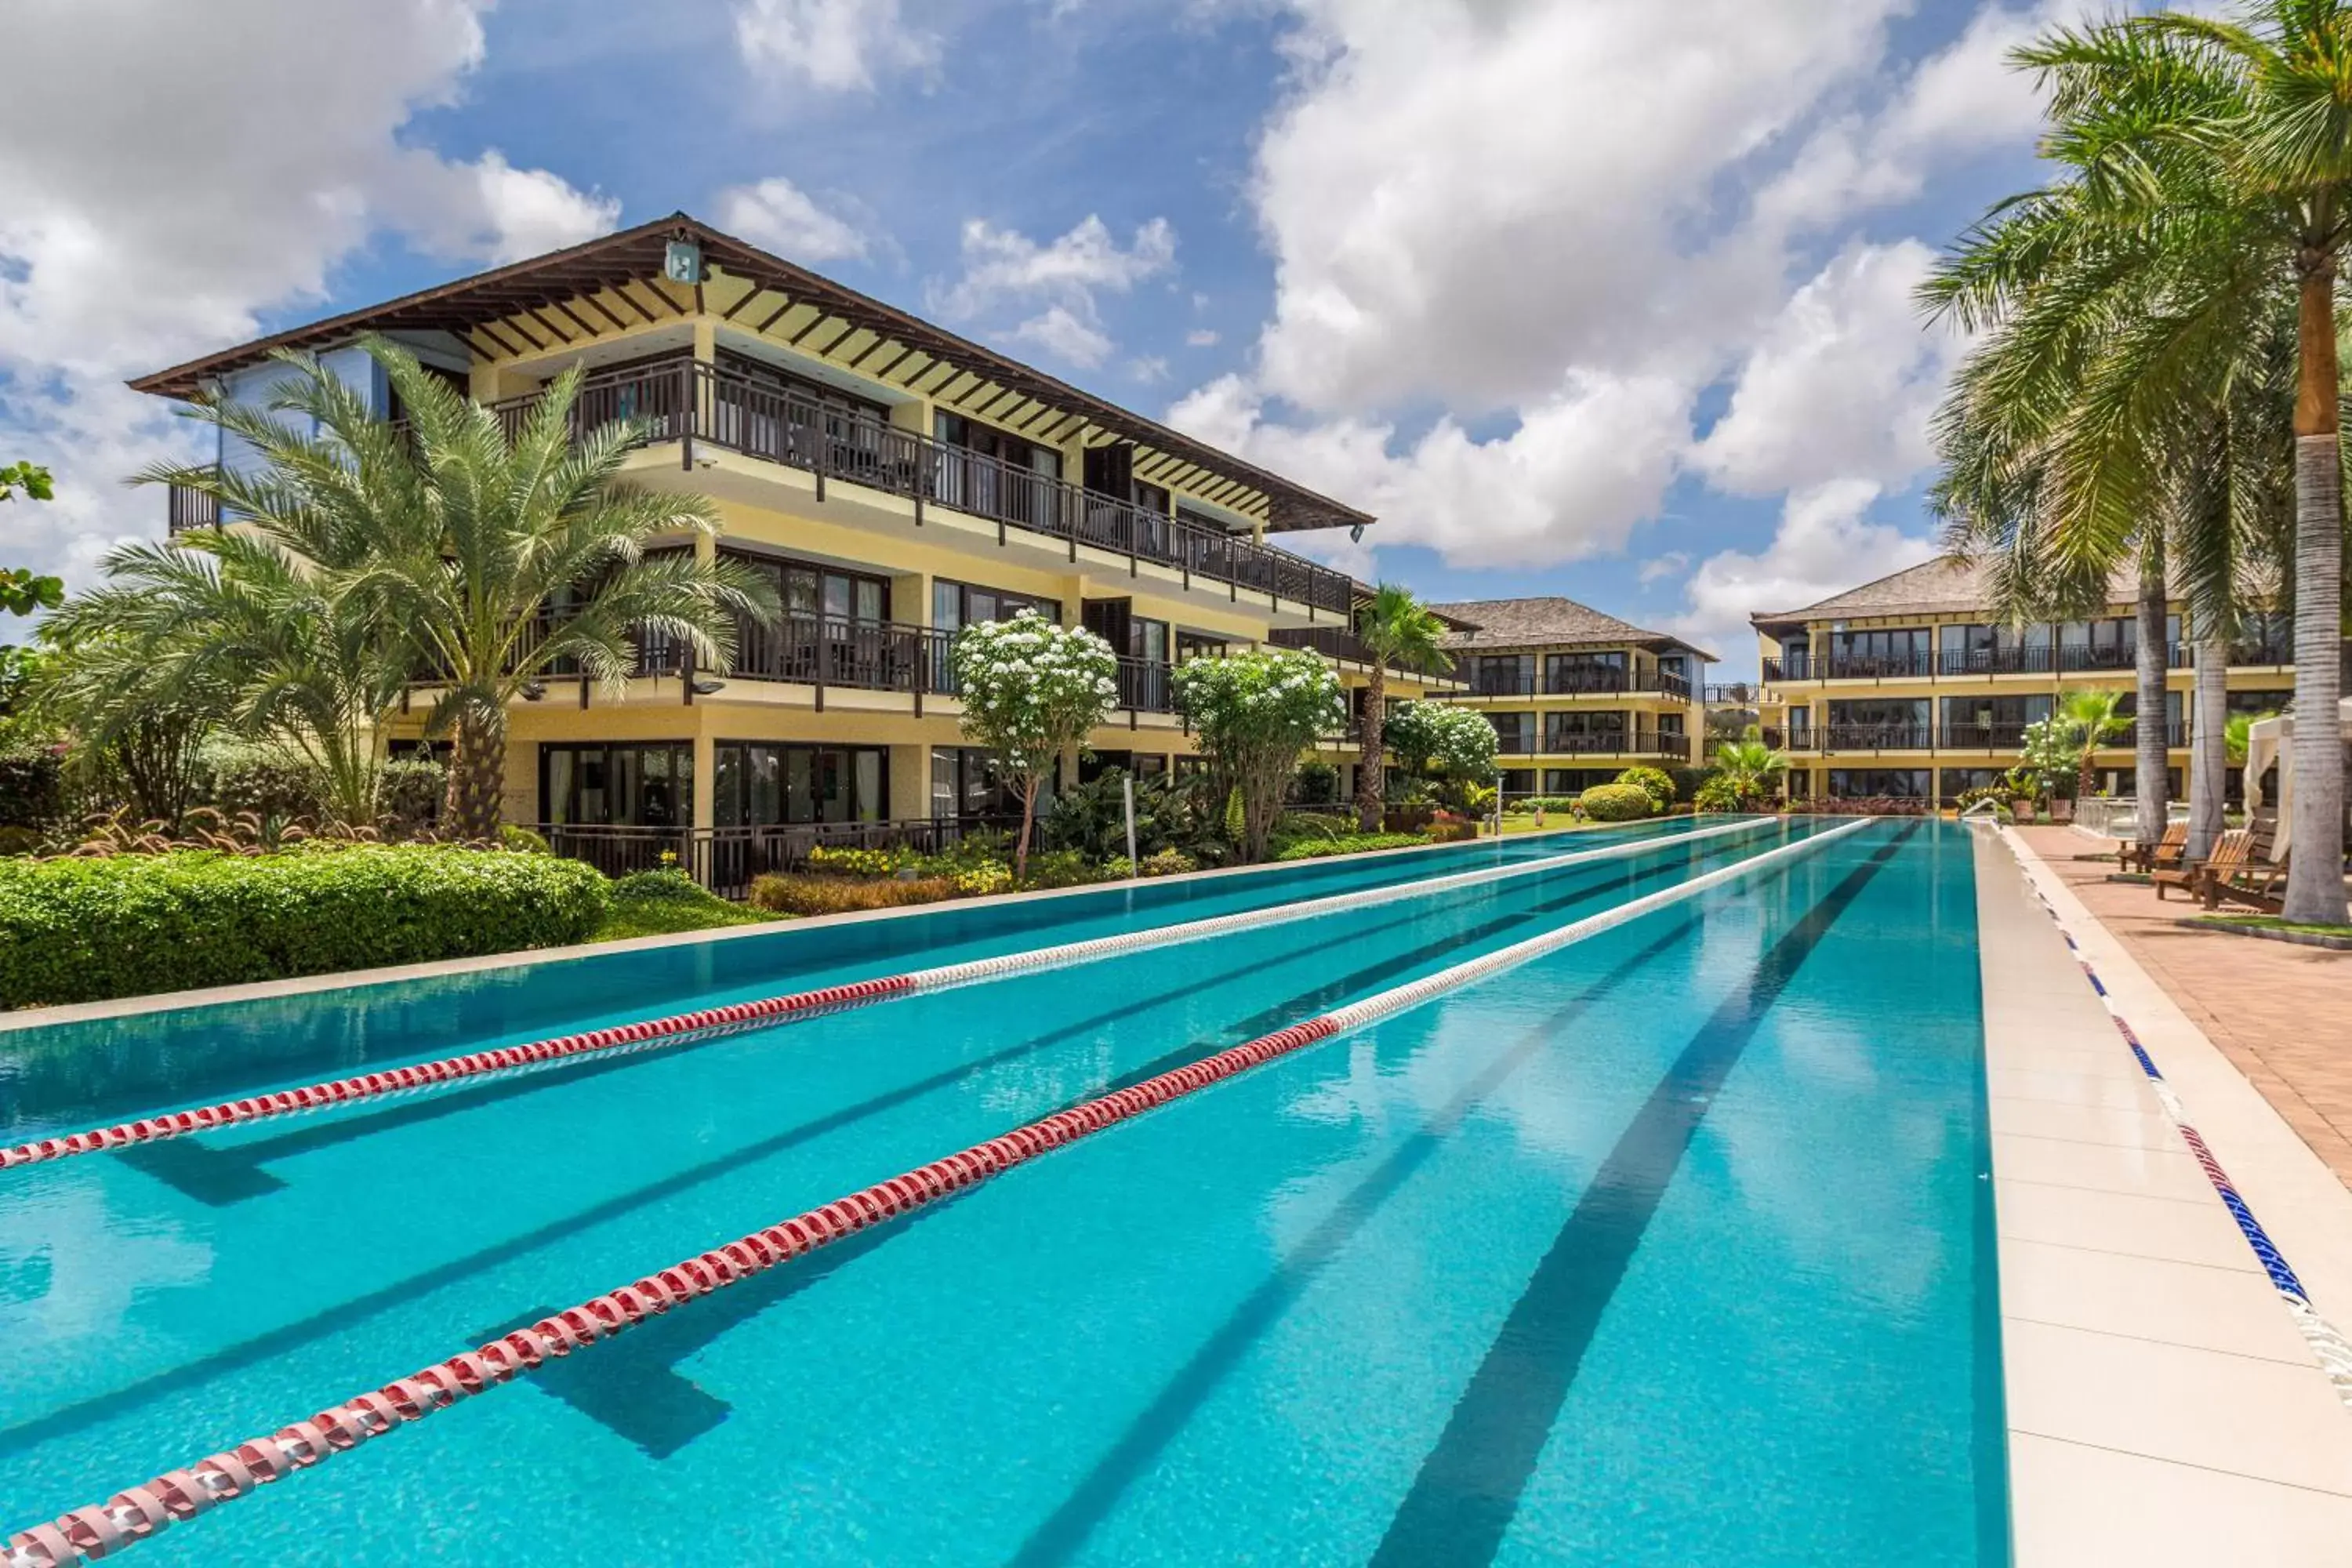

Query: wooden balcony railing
[[1266, 625, 1461, 681], [166, 482, 220, 533], [485, 356, 1355, 615]]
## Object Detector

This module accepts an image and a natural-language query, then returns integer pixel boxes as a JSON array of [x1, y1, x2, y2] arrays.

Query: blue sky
[[0, 0, 2079, 673]]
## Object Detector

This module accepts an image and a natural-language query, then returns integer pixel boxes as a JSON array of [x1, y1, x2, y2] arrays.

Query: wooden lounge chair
[[2122, 822, 2187, 874], [2157, 828, 2242, 902], [2202, 843, 2288, 913]]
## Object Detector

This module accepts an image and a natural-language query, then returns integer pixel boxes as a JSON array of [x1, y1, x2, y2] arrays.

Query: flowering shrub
[[805, 845, 914, 878], [1173, 649, 1345, 862], [951, 612, 1119, 878], [1384, 702, 1501, 782], [1138, 848, 1200, 877]]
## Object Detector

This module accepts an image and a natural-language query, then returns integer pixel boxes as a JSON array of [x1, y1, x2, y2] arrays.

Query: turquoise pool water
[[0, 818, 2003, 1564]]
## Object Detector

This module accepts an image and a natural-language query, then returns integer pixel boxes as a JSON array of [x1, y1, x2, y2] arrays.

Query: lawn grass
[[591, 877, 786, 942], [2190, 913, 2352, 940]]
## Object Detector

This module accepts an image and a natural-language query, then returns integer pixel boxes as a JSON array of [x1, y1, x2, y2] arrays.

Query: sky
[[0, 0, 2095, 676]]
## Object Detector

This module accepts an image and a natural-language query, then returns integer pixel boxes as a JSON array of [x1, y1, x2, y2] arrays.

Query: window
[[1828, 627, 1930, 674], [1544, 710, 1627, 753], [541, 742, 694, 827], [932, 578, 1058, 632], [1176, 631, 1227, 662], [2232, 612, 2292, 665], [931, 746, 1018, 820], [1472, 654, 1534, 695], [2227, 688, 2291, 717], [1939, 694, 2049, 746], [1134, 479, 1171, 516], [1827, 768, 1929, 799], [1544, 651, 1625, 694], [1939, 768, 2008, 800], [710, 350, 891, 468], [1488, 712, 1534, 753], [1940, 621, 2050, 673], [730, 552, 890, 623], [935, 412, 1062, 528], [715, 742, 887, 826], [1543, 768, 1620, 794], [1499, 769, 1537, 796], [1827, 699, 1929, 741]]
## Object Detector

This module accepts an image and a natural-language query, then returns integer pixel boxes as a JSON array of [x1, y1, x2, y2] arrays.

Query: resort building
[[1751, 556, 2319, 804], [1427, 597, 1713, 797], [130, 213, 1461, 860]]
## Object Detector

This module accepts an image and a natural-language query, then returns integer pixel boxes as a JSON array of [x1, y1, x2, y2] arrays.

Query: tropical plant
[[1172, 647, 1345, 862], [40, 523, 411, 828], [950, 609, 1120, 879], [1383, 700, 1501, 785], [2225, 707, 2281, 768], [1923, 1, 2347, 920], [2056, 688, 2131, 798], [147, 336, 779, 840], [0, 460, 64, 619], [29, 631, 222, 827], [1705, 732, 1791, 811], [2013, 719, 2078, 801], [1350, 584, 1454, 831]]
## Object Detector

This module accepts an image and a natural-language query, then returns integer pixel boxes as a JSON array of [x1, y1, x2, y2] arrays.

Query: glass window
[[715, 742, 887, 826], [1826, 768, 1930, 799], [1488, 712, 1533, 751], [540, 743, 694, 827], [1545, 651, 1625, 693]]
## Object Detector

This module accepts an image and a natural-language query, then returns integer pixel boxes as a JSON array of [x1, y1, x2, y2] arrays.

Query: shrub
[[1138, 848, 1200, 877], [1577, 782, 1653, 822], [1614, 766, 1676, 811], [207, 746, 326, 824], [746, 873, 960, 916], [1272, 831, 1428, 861], [499, 824, 550, 855], [610, 868, 707, 902], [806, 844, 914, 879], [1290, 758, 1340, 805], [1805, 796, 1929, 817], [0, 847, 611, 1008], [1692, 774, 1746, 813], [1276, 810, 1356, 840], [1019, 849, 1098, 889], [597, 869, 773, 939], [379, 757, 445, 835], [1669, 766, 1713, 804], [0, 743, 65, 830], [1425, 813, 1479, 843], [952, 863, 1014, 897]]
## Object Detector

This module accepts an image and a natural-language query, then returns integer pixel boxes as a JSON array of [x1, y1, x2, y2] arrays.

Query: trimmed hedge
[[0, 846, 611, 1008], [1577, 782, 1653, 822]]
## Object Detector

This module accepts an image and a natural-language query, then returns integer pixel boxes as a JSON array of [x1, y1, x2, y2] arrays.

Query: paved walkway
[[2013, 826, 2352, 1192]]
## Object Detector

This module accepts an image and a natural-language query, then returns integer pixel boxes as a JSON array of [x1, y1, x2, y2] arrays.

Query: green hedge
[[0, 847, 611, 1008], [1577, 782, 1653, 822]]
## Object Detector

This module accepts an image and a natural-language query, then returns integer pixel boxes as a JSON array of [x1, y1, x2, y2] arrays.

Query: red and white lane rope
[[0, 816, 1780, 1174], [0, 819, 1864, 1566], [1990, 826, 2352, 1411]]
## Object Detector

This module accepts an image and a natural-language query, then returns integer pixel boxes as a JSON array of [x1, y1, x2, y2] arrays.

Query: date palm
[[1929, 1, 2346, 919], [153, 336, 779, 840], [2059, 688, 2132, 800], [1710, 731, 1790, 811], [1352, 584, 1454, 832]]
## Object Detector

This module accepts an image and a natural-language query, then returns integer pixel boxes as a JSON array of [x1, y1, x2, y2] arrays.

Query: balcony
[[1813, 724, 1935, 751], [1456, 670, 1693, 699], [1267, 626, 1463, 684], [1780, 721, 2192, 753], [486, 356, 1356, 615], [166, 482, 220, 533]]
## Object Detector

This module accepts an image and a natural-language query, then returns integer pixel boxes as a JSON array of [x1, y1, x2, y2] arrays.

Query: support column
[[691, 730, 716, 831]]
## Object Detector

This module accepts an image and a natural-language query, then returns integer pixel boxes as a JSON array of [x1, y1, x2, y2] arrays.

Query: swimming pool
[[0, 817, 2003, 1564]]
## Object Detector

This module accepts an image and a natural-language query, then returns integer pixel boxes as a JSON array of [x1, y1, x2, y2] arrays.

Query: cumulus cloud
[[714, 176, 872, 262], [0, 0, 618, 587], [1690, 239, 1965, 496], [1670, 480, 1937, 659], [935, 214, 1176, 368], [1639, 551, 1692, 586], [733, 0, 942, 93]]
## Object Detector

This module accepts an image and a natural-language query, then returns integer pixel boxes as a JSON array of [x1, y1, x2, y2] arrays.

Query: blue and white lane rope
[[2, 817, 1783, 1173], [1991, 826, 2352, 1410]]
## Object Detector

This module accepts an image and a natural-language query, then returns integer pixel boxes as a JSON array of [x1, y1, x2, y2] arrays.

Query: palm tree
[[1351, 584, 1453, 833], [2058, 688, 2131, 799], [1711, 731, 1790, 811], [1933, 3, 2344, 920], [2226, 706, 2281, 768], [152, 337, 779, 840], [43, 528, 409, 827]]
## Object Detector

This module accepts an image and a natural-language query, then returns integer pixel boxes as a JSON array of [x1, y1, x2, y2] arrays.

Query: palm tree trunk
[[446, 711, 508, 842], [2133, 558, 2169, 850], [2286, 258, 2348, 923], [2188, 635, 2228, 861], [1356, 666, 1386, 833]]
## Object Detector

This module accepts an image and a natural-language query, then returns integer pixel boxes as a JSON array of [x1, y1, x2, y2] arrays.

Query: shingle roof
[[1751, 555, 2143, 624], [1428, 597, 1715, 661]]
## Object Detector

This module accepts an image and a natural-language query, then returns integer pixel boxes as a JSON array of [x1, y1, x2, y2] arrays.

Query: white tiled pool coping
[[1976, 827, 2352, 1563]]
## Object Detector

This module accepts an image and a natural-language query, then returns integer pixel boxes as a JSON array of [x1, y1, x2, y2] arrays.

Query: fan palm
[[151, 336, 779, 840], [1926, 1, 2344, 919], [1710, 732, 1790, 811], [1352, 584, 1454, 832]]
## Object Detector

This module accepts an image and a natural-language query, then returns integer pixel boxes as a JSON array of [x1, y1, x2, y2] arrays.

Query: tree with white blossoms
[[1382, 700, 1500, 791], [950, 609, 1119, 880], [1173, 647, 1345, 863]]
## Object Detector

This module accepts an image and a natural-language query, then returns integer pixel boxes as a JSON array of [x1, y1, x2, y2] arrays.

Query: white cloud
[[1691, 239, 1964, 496], [1127, 354, 1171, 383], [935, 214, 1176, 368], [0, 0, 617, 587], [1671, 480, 1937, 659], [1639, 550, 1691, 586], [1185, 328, 1220, 347], [713, 176, 870, 261], [1011, 305, 1115, 368], [733, 0, 942, 93]]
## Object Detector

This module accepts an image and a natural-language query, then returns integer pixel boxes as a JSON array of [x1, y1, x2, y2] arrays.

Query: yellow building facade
[[1751, 557, 2307, 804], [133, 214, 1458, 871], [1427, 597, 1712, 797]]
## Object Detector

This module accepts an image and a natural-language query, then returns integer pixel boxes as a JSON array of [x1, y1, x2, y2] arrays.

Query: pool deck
[[1976, 826, 2352, 1563]]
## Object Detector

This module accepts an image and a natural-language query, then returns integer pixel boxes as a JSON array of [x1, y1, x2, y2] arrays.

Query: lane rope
[[0, 817, 1780, 1174], [1988, 825, 2352, 1411], [0, 819, 1867, 1566]]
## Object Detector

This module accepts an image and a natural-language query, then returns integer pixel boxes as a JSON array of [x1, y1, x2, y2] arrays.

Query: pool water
[[0, 818, 2003, 1565]]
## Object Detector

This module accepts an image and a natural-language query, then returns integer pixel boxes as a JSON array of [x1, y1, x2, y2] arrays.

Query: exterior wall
[[1755, 605, 2303, 802]]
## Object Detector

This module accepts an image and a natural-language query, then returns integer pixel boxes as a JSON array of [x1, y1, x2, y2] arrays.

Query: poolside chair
[[2157, 828, 2243, 902], [2201, 842, 2289, 913], [2121, 821, 2187, 875]]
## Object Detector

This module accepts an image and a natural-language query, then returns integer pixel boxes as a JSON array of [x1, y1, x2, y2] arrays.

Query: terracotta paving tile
[[2013, 828, 2352, 1195]]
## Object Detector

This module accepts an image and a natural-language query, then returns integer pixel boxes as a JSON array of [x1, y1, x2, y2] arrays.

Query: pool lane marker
[[1988, 826, 2352, 1413], [0, 817, 1779, 1175], [0, 820, 1867, 1567]]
